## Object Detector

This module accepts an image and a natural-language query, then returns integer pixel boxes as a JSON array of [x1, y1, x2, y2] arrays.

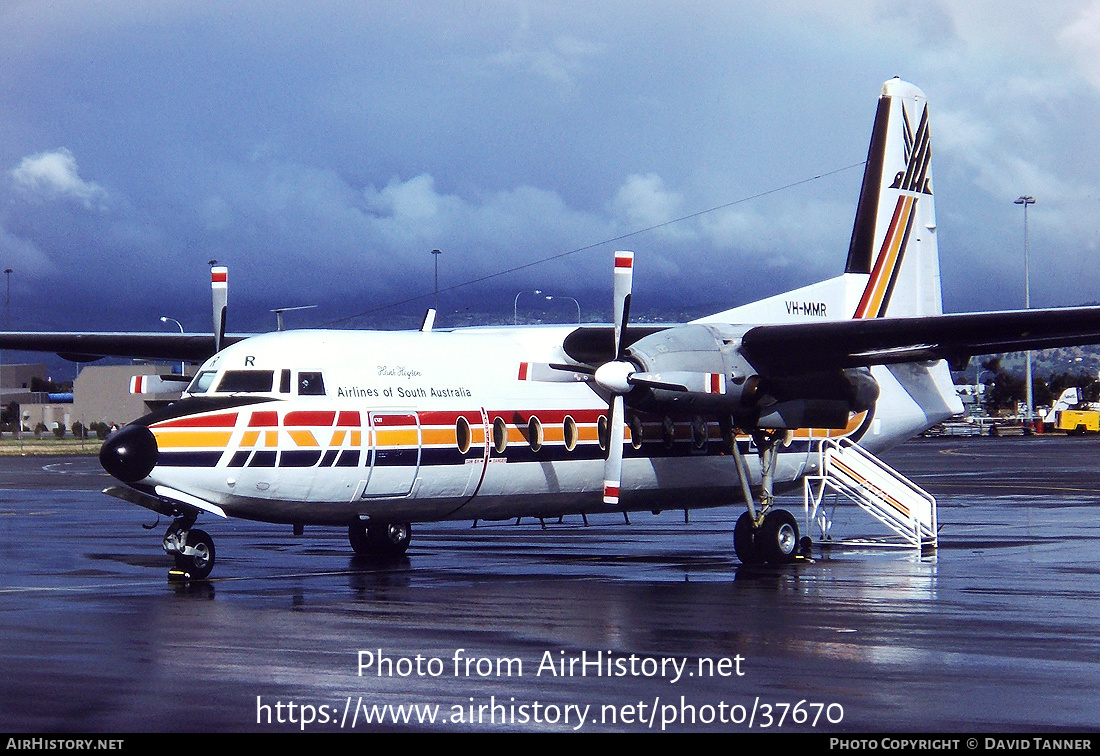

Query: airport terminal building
[[2, 363, 181, 434]]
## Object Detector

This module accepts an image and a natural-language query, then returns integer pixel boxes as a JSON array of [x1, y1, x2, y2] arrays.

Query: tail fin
[[846, 78, 941, 319]]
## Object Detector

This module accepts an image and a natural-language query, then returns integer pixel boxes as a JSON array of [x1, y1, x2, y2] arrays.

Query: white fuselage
[[134, 325, 960, 526]]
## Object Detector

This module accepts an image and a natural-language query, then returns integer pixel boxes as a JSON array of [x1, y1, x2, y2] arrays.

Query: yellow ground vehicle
[[1055, 408, 1100, 435]]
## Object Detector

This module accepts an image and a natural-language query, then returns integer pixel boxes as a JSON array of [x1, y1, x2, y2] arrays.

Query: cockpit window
[[297, 371, 325, 396], [216, 370, 275, 393], [187, 371, 218, 394]]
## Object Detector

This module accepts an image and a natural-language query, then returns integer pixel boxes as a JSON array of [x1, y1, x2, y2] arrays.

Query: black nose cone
[[99, 424, 158, 483]]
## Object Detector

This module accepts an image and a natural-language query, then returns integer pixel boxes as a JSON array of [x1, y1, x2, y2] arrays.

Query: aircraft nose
[[99, 424, 159, 483]]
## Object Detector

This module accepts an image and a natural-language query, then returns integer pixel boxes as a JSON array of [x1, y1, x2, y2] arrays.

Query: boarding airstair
[[803, 437, 937, 550]]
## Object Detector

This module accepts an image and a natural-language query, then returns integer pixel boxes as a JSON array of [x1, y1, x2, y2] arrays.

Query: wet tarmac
[[1, 436, 1099, 733]]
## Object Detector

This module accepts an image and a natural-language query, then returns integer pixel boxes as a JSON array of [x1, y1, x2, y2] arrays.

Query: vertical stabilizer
[[846, 79, 941, 319]]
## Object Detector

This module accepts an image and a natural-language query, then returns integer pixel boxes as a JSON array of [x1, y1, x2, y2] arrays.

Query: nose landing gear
[[164, 518, 216, 581]]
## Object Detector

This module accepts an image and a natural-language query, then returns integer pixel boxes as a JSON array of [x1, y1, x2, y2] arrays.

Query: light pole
[[0, 269, 7, 439], [1015, 195, 1035, 423], [3, 268, 11, 331], [545, 295, 581, 323], [514, 290, 542, 325], [431, 249, 441, 313], [160, 316, 185, 375]]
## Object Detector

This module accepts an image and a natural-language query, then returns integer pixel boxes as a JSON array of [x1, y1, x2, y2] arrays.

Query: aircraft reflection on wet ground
[[1, 436, 1099, 732]]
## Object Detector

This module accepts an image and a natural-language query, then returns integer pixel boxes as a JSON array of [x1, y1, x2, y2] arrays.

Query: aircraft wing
[[0, 332, 245, 363], [739, 306, 1100, 376]]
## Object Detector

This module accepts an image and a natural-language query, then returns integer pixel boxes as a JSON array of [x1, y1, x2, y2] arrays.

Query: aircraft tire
[[348, 521, 370, 554], [174, 528, 215, 580], [349, 521, 412, 559], [758, 510, 799, 565], [733, 512, 761, 565]]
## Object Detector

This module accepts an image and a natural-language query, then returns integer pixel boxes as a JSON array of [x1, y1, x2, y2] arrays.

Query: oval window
[[692, 416, 708, 450], [563, 415, 578, 452], [455, 416, 472, 454], [662, 416, 676, 449], [528, 417, 543, 452], [493, 417, 508, 454], [629, 415, 643, 450], [597, 414, 609, 451]]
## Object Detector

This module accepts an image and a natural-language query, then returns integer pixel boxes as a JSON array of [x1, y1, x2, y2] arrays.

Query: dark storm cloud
[[2, 1, 1100, 335]]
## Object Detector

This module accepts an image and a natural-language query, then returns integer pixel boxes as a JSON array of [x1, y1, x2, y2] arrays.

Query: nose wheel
[[164, 520, 216, 581]]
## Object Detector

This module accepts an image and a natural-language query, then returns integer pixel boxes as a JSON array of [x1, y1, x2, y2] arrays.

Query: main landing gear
[[729, 428, 812, 566], [349, 520, 412, 560], [164, 517, 216, 581]]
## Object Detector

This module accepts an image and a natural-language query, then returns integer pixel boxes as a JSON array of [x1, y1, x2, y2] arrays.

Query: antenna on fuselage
[[270, 304, 318, 332], [420, 308, 436, 332]]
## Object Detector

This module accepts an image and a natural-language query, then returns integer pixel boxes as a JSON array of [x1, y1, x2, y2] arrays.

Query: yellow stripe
[[288, 429, 318, 447], [153, 430, 234, 448], [863, 195, 914, 317], [421, 428, 455, 446], [376, 428, 419, 447]]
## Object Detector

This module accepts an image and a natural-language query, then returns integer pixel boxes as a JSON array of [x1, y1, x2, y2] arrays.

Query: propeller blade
[[629, 371, 726, 394], [603, 394, 625, 505], [517, 362, 594, 382], [613, 251, 633, 359], [211, 266, 228, 354]]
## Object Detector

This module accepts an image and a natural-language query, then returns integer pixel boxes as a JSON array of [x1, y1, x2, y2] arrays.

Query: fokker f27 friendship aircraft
[[6, 79, 1100, 580]]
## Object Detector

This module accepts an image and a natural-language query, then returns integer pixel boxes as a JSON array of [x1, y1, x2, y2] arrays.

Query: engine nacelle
[[623, 324, 879, 429]]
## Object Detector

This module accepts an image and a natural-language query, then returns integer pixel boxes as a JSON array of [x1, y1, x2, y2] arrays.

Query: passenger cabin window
[[187, 371, 218, 394], [297, 371, 325, 396], [216, 370, 275, 393]]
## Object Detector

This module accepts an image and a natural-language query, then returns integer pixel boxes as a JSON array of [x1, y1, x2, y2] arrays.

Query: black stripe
[[158, 451, 224, 467], [846, 95, 891, 274], [876, 200, 918, 318], [281, 450, 322, 467]]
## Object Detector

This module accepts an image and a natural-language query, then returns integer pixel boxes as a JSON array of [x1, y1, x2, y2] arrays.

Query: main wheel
[[349, 520, 412, 559], [757, 509, 800, 565], [734, 512, 761, 565], [174, 528, 215, 580]]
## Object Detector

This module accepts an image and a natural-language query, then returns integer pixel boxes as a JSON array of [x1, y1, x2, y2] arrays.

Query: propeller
[[515, 250, 731, 505], [598, 251, 634, 505], [211, 266, 228, 353]]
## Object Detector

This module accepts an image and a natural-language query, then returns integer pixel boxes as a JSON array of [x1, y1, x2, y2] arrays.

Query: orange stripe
[[854, 196, 914, 318]]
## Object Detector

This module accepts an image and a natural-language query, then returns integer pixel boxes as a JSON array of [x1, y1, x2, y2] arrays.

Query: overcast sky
[[2, 1, 1100, 338]]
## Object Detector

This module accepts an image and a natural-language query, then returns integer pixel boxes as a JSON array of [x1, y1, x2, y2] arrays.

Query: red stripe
[[854, 197, 908, 319], [709, 373, 721, 393], [615, 255, 633, 268], [336, 411, 361, 427], [489, 409, 605, 424], [284, 411, 336, 427], [248, 411, 279, 427], [157, 412, 237, 429], [211, 270, 227, 283], [418, 410, 484, 425], [518, 362, 530, 381], [372, 414, 417, 427]]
